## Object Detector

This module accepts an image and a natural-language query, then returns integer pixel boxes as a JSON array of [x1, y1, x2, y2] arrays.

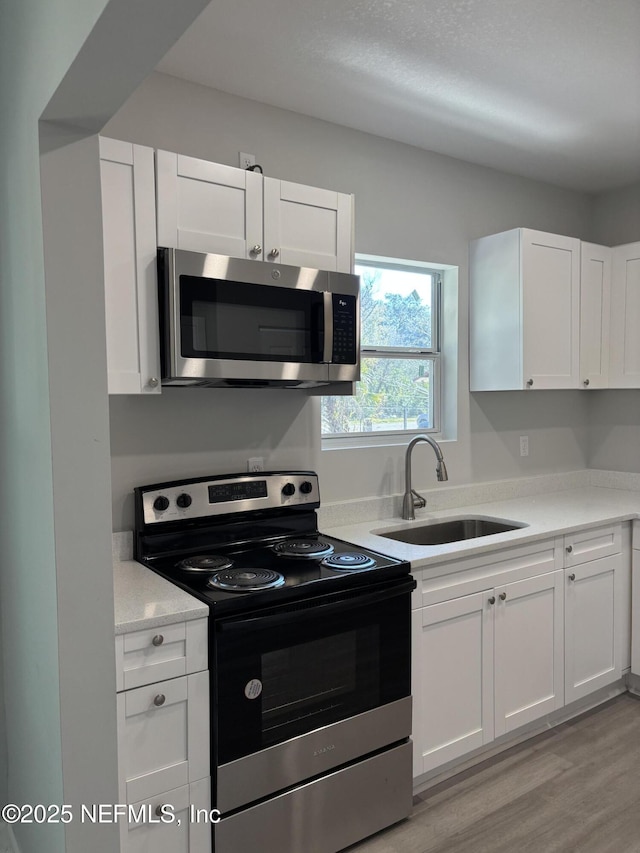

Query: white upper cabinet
[[609, 241, 640, 387], [579, 242, 611, 389], [470, 228, 581, 391], [156, 150, 354, 273], [156, 150, 263, 258], [100, 138, 161, 394], [263, 178, 353, 272]]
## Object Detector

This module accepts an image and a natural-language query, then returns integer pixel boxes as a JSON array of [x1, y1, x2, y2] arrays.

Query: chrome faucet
[[402, 435, 448, 520]]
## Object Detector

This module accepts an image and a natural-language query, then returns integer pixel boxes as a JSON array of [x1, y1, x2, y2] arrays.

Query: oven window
[[214, 582, 410, 765], [261, 628, 377, 740], [180, 276, 324, 363]]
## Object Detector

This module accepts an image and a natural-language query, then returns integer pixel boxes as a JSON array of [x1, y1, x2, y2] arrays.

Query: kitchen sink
[[378, 516, 527, 546]]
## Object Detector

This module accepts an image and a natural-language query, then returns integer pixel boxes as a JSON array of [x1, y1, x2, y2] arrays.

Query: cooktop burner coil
[[272, 539, 335, 559], [207, 567, 286, 592], [177, 554, 234, 573], [322, 552, 377, 571]]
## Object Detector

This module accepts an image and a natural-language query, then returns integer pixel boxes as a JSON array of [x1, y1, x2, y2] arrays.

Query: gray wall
[[0, 3, 209, 852], [106, 73, 594, 525], [592, 182, 640, 247], [0, 3, 108, 848]]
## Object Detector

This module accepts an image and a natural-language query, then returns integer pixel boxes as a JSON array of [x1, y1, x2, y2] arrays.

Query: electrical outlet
[[519, 435, 529, 457], [247, 456, 264, 472], [239, 152, 256, 169]]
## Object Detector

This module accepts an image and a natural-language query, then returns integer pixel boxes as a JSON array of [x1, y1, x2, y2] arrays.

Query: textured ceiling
[[156, 0, 640, 192]]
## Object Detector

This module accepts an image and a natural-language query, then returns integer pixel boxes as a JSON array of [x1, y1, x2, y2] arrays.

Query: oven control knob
[[300, 481, 313, 495], [176, 493, 192, 509], [153, 495, 170, 512], [282, 483, 296, 497]]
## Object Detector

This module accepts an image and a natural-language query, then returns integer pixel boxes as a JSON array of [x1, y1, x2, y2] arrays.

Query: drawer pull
[[499, 592, 507, 601], [152, 634, 164, 646], [153, 694, 166, 707]]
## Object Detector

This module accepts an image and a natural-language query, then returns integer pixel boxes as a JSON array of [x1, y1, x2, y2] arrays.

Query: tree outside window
[[322, 261, 440, 437]]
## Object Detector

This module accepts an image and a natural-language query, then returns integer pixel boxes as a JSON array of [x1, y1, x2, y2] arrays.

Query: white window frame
[[322, 255, 442, 448]]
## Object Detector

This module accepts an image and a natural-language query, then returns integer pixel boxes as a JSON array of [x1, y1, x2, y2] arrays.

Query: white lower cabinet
[[412, 567, 563, 776], [412, 590, 493, 773], [493, 571, 564, 736], [563, 524, 625, 703], [123, 779, 211, 853], [116, 618, 211, 853], [412, 523, 629, 780]]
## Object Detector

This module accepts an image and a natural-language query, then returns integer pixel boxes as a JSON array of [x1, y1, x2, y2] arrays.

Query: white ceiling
[[156, 0, 640, 193]]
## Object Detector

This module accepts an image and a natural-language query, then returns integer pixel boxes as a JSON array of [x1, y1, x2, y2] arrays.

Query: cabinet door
[[100, 138, 161, 394], [121, 778, 211, 853], [522, 230, 580, 389], [609, 241, 640, 387], [412, 591, 494, 776], [565, 556, 621, 704], [156, 150, 263, 258], [263, 178, 353, 272], [494, 570, 564, 737], [579, 242, 611, 389], [117, 671, 209, 804]]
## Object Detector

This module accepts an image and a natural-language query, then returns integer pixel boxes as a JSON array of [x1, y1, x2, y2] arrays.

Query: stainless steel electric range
[[134, 471, 414, 853]]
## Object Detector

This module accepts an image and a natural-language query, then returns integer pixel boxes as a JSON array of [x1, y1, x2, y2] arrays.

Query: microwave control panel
[[331, 294, 358, 364]]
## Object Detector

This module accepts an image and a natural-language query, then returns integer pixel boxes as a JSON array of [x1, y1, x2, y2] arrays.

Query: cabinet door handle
[[152, 634, 164, 646], [250, 244, 262, 256], [583, 379, 590, 386], [499, 592, 507, 601], [153, 694, 166, 707], [568, 573, 576, 581], [268, 248, 280, 259], [155, 804, 166, 817], [488, 596, 496, 605], [526, 378, 534, 387], [148, 377, 159, 389], [566, 545, 573, 554]]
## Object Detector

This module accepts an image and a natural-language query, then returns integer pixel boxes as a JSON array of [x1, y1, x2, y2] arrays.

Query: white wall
[[105, 73, 594, 526]]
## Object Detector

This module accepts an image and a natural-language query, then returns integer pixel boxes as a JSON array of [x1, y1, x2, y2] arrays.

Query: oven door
[[213, 575, 414, 812]]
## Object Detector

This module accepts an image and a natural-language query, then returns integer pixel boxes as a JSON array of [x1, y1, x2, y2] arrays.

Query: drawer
[[115, 618, 207, 691], [117, 670, 210, 804], [564, 524, 621, 567], [120, 778, 212, 853]]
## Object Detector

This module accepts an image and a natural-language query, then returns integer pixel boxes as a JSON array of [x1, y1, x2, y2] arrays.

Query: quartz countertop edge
[[114, 559, 208, 634], [322, 486, 640, 571]]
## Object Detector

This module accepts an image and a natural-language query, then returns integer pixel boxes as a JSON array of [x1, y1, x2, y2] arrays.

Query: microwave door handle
[[323, 292, 333, 364]]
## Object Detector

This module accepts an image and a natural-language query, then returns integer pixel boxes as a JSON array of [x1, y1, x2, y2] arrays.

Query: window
[[322, 257, 441, 440]]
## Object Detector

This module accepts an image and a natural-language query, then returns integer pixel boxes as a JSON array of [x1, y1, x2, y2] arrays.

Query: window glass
[[360, 266, 433, 349], [322, 258, 440, 439]]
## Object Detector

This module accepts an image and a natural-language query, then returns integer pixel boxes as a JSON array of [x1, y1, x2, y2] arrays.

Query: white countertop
[[323, 486, 640, 570], [113, 481, 640, 632], [114, 559, 208, 634]]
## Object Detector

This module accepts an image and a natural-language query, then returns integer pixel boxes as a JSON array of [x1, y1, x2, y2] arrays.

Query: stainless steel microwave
[[157, 248, 360, 389]]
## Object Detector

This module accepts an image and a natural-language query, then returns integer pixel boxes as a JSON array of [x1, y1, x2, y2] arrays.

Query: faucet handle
[[411, 489, 427, 510]]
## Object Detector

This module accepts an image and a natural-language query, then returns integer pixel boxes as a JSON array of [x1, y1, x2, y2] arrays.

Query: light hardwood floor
[[349, 693, 640, 853]]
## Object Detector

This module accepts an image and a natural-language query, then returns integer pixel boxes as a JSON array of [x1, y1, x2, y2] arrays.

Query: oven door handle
[[217, 577, 415, 632]]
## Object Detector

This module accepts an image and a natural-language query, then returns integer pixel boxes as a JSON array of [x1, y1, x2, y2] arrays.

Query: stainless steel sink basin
[[379, 516, 527, 546]]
